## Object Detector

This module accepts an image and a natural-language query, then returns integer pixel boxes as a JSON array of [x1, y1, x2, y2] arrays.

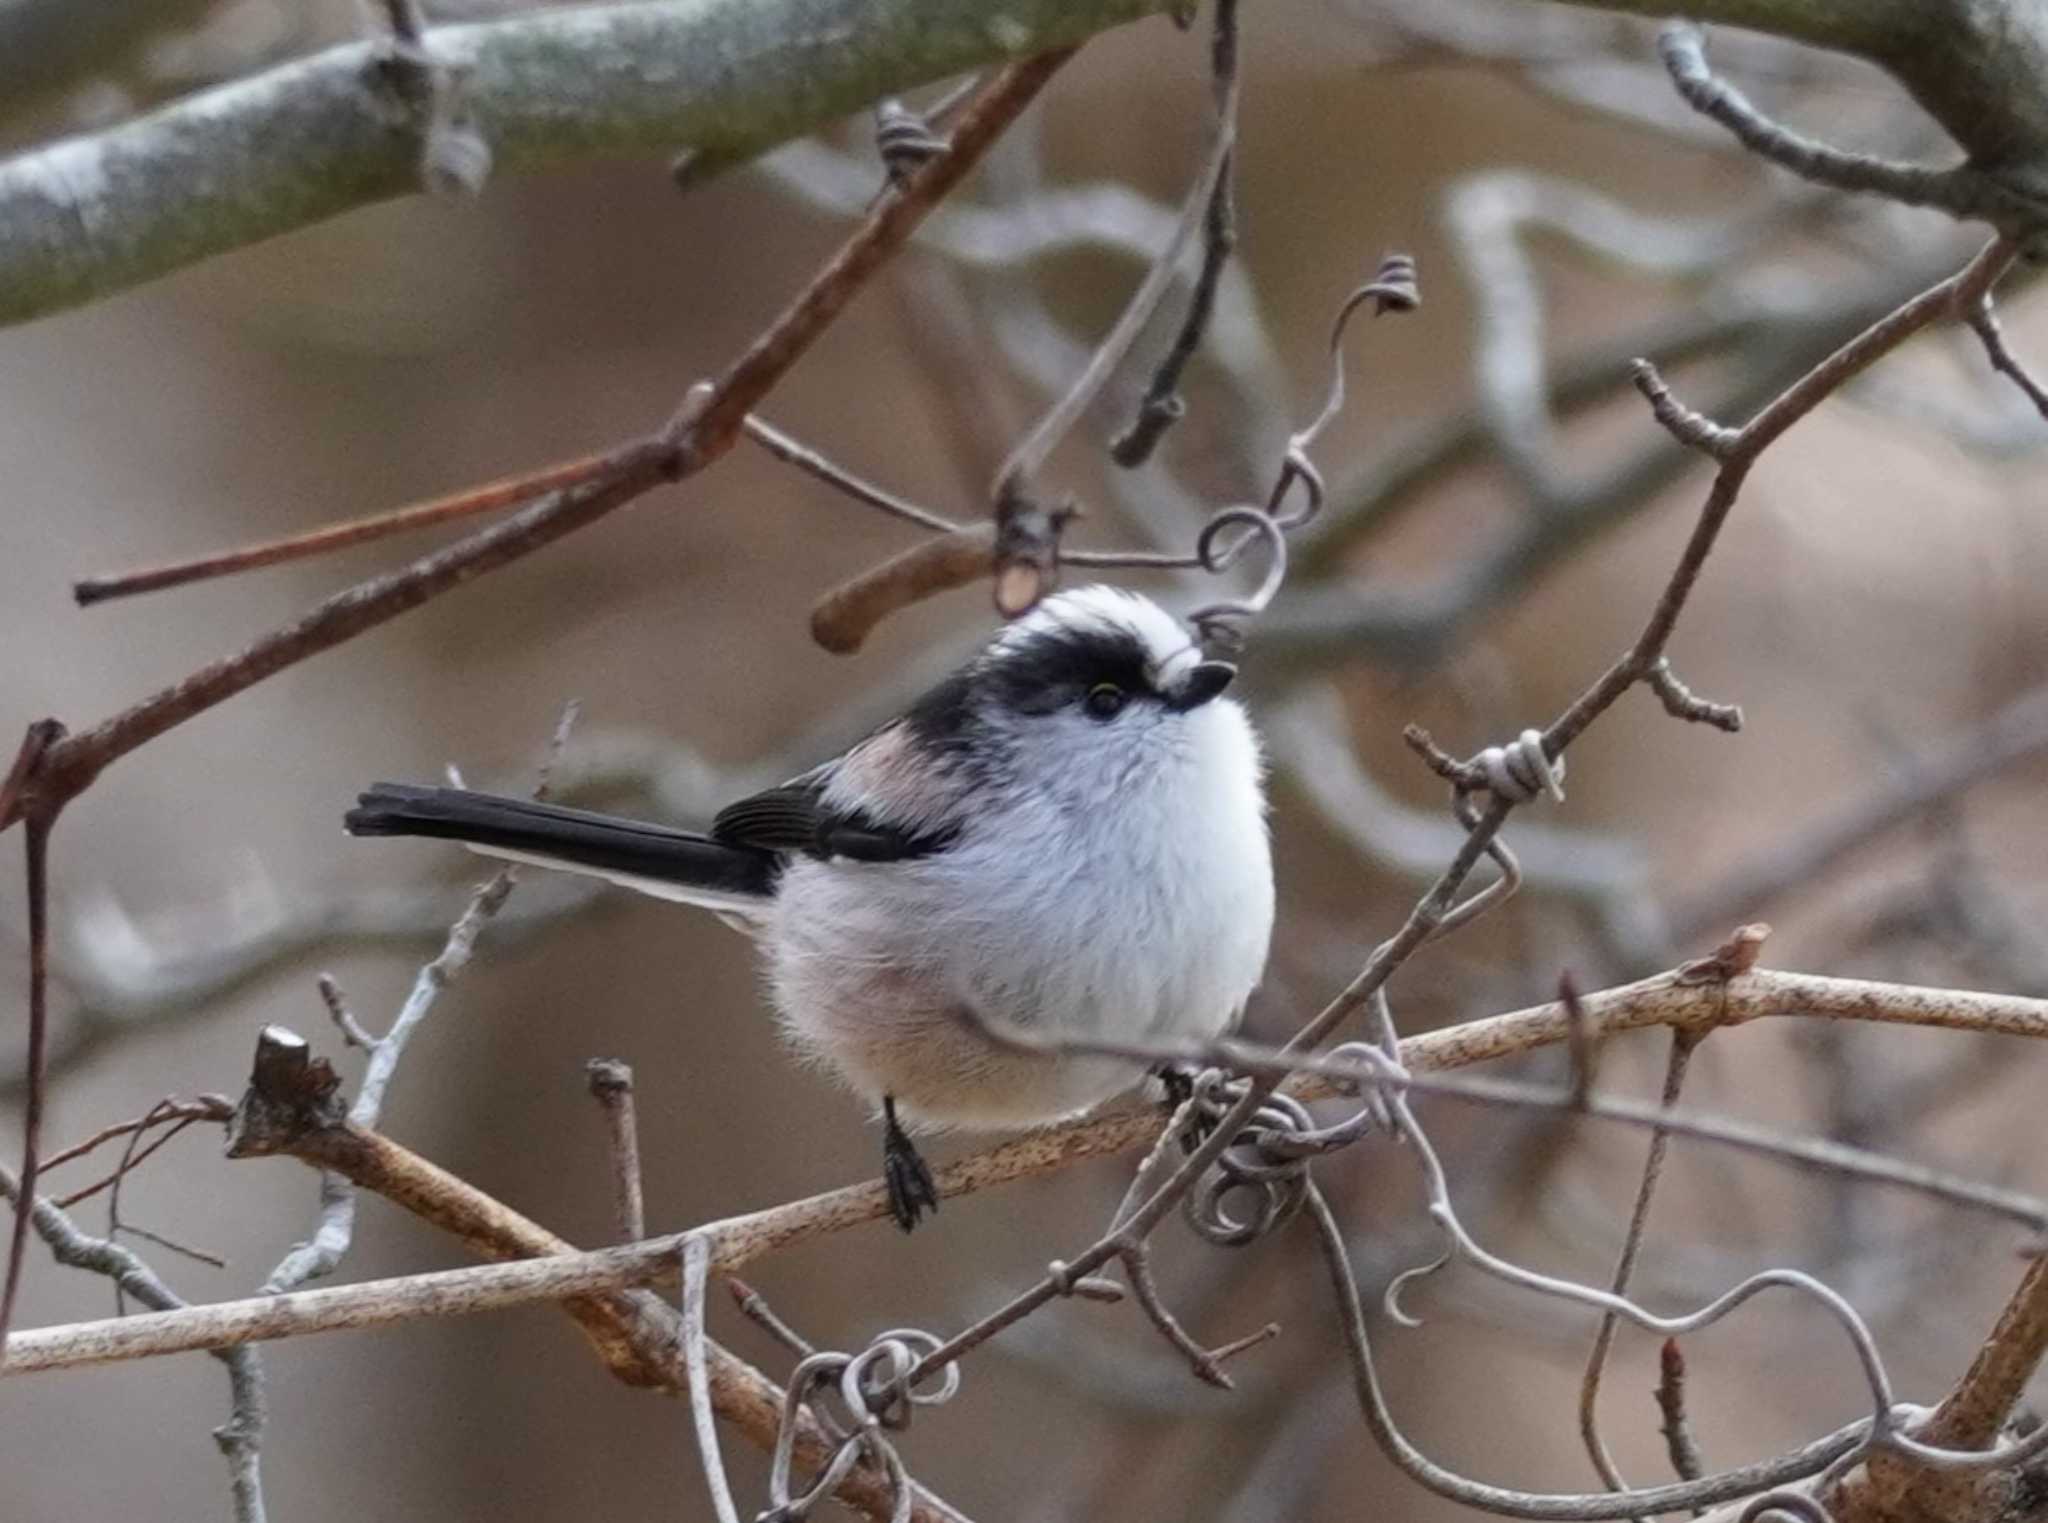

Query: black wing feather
[[712, 780, 829, 853], [712, 773, 957, 863]]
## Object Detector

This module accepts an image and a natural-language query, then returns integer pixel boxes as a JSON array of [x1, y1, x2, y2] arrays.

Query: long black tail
[[346, 783, 778, 910]]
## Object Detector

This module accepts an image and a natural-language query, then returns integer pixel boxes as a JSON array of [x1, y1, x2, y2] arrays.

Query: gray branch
[[1540, 0, 2048, 233], [0, 0, 1178, 328], [0, 1158, 267, 1520], [8, 0, 2048, 329]]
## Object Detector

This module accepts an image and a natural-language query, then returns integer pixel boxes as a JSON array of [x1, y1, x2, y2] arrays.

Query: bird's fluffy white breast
[[777, 691, 1272, 1053]]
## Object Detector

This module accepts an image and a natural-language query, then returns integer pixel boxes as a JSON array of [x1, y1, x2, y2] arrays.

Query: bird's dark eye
[[1084, 682, 1127, 720]]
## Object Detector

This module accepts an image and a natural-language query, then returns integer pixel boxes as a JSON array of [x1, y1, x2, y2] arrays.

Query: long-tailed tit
[[345, 586, 1275, 1229]]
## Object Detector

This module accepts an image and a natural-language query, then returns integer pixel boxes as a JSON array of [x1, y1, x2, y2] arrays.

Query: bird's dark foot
[[882, 1096, 938, 1233], [1153, 1063, 1216, 1154], [1156, 1062, 1196, 1111]]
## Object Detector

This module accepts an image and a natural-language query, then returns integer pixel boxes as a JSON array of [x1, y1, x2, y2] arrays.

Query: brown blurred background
[[5, 2, 2048, 1519]]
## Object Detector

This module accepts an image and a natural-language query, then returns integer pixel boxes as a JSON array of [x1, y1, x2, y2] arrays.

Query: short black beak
[[1168, 661, 1236, 711]]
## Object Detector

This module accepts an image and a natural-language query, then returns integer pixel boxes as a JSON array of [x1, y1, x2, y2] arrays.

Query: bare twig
[[728, 1277, 816, 1358], [995, 25, 1236, 500], [1306, 1177, 1869, 1519], [743, 414, 959, 535], [585, 1059, 645, 1244], [0, 718, 64, 1358], [1109, 0, 1240, 467], [811, 526, 996, 653], [1578, 1030, 1704, 1500], [214, 1038, 966, 1523], [0, 52, 1071, 841], [1541, 237, 2019, 772], [1646, 659, 1743, 733], [317, 974, 373, 1051], [0, 1158, 266, 1513], [1562, 971, 1600, 1109], [71, 449, 619, 607], [681, 1234, 745, 1523], [41, 1097, 233, 1175], [10, 958, 2048, 1372], [228, 704, 574, 1515], [1659, 1340, 1708, 1490], [50, 1104, 222, 1210], [1962, 293, 2048, 422], [1655, 24, 2027, 229]]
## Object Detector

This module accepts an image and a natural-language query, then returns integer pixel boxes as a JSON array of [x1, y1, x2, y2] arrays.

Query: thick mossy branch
[[0, 0, 1173, 327], [7, 0, 2048, 330]]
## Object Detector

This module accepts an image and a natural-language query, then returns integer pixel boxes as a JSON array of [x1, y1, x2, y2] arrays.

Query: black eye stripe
[[981, 624, 1157, 715]]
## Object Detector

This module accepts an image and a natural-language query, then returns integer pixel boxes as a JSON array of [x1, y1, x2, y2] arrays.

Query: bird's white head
[[897, 585, 1260, 814]]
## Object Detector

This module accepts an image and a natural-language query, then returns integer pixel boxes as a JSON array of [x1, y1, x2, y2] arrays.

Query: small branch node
[[1046, 1260, 1126, 1303], [1658, 1338, 1708, 1484], [317, 975, 374, 1052], [1209, 1319, 1283, 1365], [1677, 923, 1772, 985], [990, 481, 1076, 618], [809, 525, 994, 654], [1633, 359, 1739, 459], [1964, 294, 2048, 423], [224, 1027, 346, 1159], [584, 1057, 646, 1244], [728, 1276, 816, 1358], [1646, 658, 1744, 732], [364, 0, 493, 196], [1402, 724, 1472, 786], [1561, 971, 1597, 1110]]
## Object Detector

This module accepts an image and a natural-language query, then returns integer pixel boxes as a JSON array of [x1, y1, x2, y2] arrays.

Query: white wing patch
[[458, 842, 773, 921]]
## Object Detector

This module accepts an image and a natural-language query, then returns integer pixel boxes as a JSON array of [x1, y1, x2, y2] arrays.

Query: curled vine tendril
[[763, 1328, 962, 1523], [1179, 249, 1421, 651]]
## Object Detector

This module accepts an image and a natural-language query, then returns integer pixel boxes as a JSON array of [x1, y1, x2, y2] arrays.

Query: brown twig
[[811, 526, 995, 653], [1578, 1030, 1704, 1502], [1963, 293, 2048, 421], [743, 414, 959, 534], [317, 973, 373, 1051], [0, 52, 1072, 839], [1657, 1339, 1708, 1491], [0, 718, 64, 1360], [693, 50, 1074, 461], [13, 953, 2048, 1379], [0, 54, 1068, 1380], [993, 25, 1237, 506], [70, 449, 621, 606], [50, 1106, 223, 1210], [585, 1059, 646, 1244], [1645, 658, 1743, 733], [41, 1097, 233, 1174], [1906, 1258, 2048, 1454], [215, 1027, 961, 1522], [1109, 0, 1240, 467], [1542, 235, 2019, 770], [728, 1277, 816, 1358]]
